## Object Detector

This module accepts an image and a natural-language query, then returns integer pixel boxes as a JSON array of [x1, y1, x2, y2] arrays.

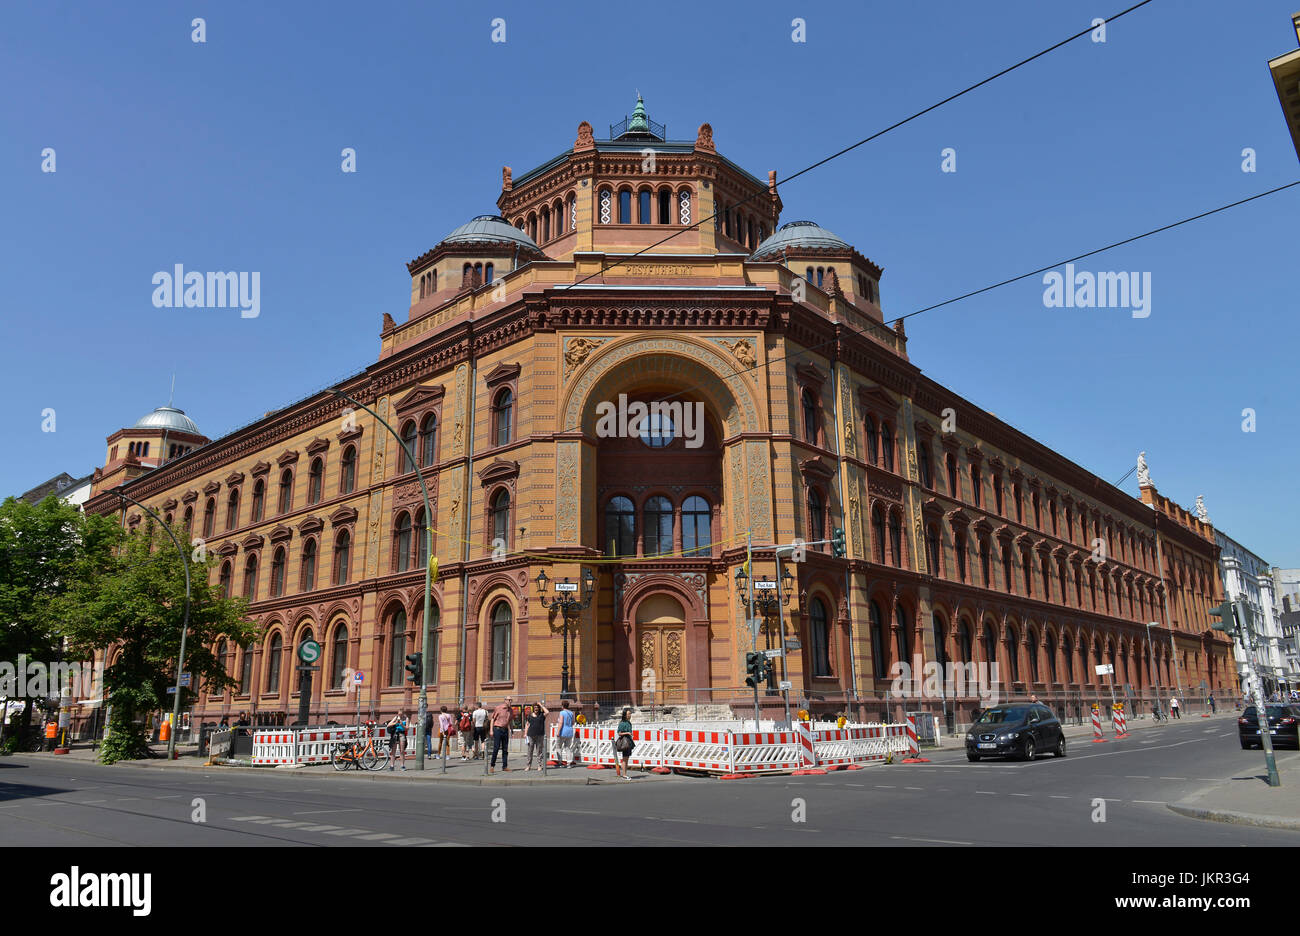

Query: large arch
[[616, 572, 710, 699]]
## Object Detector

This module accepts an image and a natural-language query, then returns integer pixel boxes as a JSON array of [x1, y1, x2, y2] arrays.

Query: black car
[[1238, 704, 1300, 749], [966, 704, 1066, 761]]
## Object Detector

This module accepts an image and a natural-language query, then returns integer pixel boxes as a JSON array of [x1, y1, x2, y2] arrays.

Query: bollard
[[1112, 704, 1128, 738], [901, 713, 930, 763], [1091, 704, 1107, 743]]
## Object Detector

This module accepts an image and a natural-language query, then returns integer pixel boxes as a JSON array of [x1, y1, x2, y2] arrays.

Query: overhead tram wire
[[557, 0, 1158, 290]]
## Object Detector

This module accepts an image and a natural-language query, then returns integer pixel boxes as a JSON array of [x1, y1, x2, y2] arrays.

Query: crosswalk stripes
[[228, 815, 464, 845]]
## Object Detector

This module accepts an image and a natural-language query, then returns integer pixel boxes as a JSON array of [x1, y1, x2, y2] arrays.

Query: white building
[[1216, 531, 1289, 695], [17, 472, 94, 512]]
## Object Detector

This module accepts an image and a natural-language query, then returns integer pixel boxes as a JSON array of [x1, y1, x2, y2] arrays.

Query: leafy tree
[[0, 496, 118, 740], [57, 520, 254, 763]]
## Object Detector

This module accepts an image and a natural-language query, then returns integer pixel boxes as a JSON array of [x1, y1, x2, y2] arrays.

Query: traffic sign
[[764, 648, 784, 659], [555, 581, 578, 592], [754, 580, 778, 590], [298, 640, 322, 664], [1094, 663, 1114, 675], [353, 670, 364, 684], [785, 640, 801, 651], [778, 680, 792, 691], [178, 672, 192, 688]]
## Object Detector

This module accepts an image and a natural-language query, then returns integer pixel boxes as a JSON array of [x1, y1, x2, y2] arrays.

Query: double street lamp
[[536, 568, 596, 699], [734, 564, 793, 690]]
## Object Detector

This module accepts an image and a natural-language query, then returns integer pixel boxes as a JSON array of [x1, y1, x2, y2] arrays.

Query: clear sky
[[2, 0, 1296, 565]]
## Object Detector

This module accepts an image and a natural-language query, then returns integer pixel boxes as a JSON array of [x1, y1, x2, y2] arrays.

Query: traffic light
[[831, 527, 846, 558], [405, 652, 423, 683], [1208, 601, 1237, 638], [745, 651, 767, 688]]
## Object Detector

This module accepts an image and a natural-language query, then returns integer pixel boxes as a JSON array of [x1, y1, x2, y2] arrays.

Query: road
[[2, 715, 1296, 846]]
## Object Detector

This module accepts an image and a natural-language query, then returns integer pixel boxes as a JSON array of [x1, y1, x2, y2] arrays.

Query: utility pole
[[1212, 599, 1279, 787]]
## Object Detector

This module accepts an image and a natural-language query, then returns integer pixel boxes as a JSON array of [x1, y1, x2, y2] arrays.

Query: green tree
[[57, 521, 254, 763], [0, 496, 118, 742]]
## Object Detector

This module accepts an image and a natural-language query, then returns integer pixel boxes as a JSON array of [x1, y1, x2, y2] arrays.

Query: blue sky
[[2, 0, 1296, 565]]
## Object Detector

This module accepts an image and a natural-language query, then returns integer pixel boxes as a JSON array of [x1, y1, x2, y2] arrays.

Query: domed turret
[[133, 405, 202, 436], [750, 220, 851, 260]]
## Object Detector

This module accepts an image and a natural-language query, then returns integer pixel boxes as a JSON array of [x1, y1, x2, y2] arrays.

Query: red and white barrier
[[251, 725, 398, 765], [901, 714, 930, 763], [1112, 707, 1128, 738], [1091, 707, 1107, 743]]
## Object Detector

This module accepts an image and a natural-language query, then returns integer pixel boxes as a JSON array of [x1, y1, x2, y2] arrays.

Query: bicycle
[[331, 729, 389, 771]]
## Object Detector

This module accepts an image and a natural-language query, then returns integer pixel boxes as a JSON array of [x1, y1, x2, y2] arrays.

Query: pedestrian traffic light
[[1208, 601, 1237, 638], [405, 652, 422, 683], [745, 651, 766, 688], [831, 527, 846, 558]]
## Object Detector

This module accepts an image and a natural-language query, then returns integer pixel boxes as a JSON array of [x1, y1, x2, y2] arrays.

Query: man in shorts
[[472, 700, 488, 759]]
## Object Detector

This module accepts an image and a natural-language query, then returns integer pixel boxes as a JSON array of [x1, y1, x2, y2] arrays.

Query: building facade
[[82, 100, 1236, 731], [1215, 528, 1286, 696]]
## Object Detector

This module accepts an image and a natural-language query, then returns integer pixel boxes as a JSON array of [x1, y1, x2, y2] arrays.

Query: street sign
[[754, 580, 778, 590], [764, 648, 784, 659], [354, 670, 364, 684], [778, 680, 792, 691], [555, 582, 578, 592], [1094, 663, 1114, 675], [178, 672, 192, 688], [785, 640, 801, 651], [298, 640, 322, 664], [166, 687, 176, 694]]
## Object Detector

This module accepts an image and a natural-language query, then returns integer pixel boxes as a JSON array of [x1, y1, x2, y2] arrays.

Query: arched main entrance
[[636, 594, 687, 705]]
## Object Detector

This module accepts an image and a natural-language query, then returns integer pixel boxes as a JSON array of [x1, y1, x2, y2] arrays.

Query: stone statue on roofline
[[1194, 495, 1209, 524], [1136, 451, 1151, 487]]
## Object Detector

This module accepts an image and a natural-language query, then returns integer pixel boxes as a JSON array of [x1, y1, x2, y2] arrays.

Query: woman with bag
[[614, 708, 634, 780], [386, 709, 408, 770]]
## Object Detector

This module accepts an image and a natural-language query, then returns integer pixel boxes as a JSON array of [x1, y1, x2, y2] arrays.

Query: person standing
[[457, 706, 474, 760], [386, 709, 409, 770], [555, 700, 576, 767], [437, 705, 454, 759], [524, 702, 549, 771], [1208, 692, 1217, 714], [472, 701, 488, 759], [614, 708, 634, 780], [423, 708, 435, 760], [489, 697, 514, 774], [1169, 696, 1180, 719]]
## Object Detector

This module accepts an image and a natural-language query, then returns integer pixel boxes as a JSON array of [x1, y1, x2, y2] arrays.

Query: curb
[[1166, 803, 1300, 831]]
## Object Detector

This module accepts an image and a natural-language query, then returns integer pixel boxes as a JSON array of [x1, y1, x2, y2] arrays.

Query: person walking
[[437, 705, 454, 759], [423, 708, 435, 760], [489, 697, 514, 774], [457, 706, 474, 760], [386, 709, 409, 770], [614, 708, 635, 780], [524, 702, 549, 771], [1169, 696, 1180, 719], [1208, 692, 1217, 714], [555, 700, 577, 767], [472, 701, 488, 759]]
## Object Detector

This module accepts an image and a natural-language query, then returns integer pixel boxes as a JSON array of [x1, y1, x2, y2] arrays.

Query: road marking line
[[230, 815, 267, 821], [1125, 776, 1151, 779], [1159, 777, 1186, 780], [1132, 800, 1166, 805], [322, 828, 369, 836], [975, 791, 998, 795], [875, 785, 895, 789], [891, 835, 973, 845], [382, 837, 434, 846], [659, 818, 700, 824], [1008, 793, 1030, 797], [1049, 795, 1070, 799], [354, 833, 399, 841], [292, 807, 362, 816], [556, 809, 601, 815]]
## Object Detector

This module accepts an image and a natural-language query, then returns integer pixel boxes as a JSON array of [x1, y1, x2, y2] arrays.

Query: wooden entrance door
[[639, 626, 687, 705]]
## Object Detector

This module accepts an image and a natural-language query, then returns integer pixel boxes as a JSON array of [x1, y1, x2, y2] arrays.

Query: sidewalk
[[12, 740, 672, 786], [1168, 749, 1300, 831]]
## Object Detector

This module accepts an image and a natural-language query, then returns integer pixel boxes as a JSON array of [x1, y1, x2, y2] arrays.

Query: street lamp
[[537, 567, 596, 699], [1145, 621, 1164, 720]]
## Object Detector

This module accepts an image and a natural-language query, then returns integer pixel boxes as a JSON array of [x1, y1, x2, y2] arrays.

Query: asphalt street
[[2, 716, 1297, 846]]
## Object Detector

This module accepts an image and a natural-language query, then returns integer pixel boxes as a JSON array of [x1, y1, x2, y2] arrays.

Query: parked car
[[1238, 704, 1300, 749], [966, 704, 1066, 762]]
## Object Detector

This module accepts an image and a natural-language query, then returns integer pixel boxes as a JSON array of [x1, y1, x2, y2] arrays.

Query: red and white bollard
[[1112, 705, 1128, 738], [1091, 705, 1108, 743], [901, 713, 929, 763]]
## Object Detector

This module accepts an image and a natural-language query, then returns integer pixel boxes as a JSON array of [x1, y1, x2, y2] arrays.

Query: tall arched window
[[388, 608, 407, 686], [240, 643, 253, 695], [340, 445, 356, 494], [493, 389, 513, 446], [243, 554, 258, 600], [394, 512, 412, 572], [301, 538, 317, 591], [983, 624, 998, 668], [880, 423, 894, 472], [980, 538, 992, 587], [959, 621, 973, 664], [926, 525, 941, 576], [810, 598, 831, 677], [918, 444, 932, 488], [266, 632, 283, 695], [889, 512, 903, 567], [331, 623, 349, 689], [864, 415, 878, 465], [946, 453, 959, 498], [270, 547, 286, 597], [415, 509, 428, 569], [251, 479, 265, 523], [491, 602, 512, 682], [399, 421, 417, 473], [872, 506, 886, 564], [605, 496, 635, 557], [638, 189, 651, 223], [954, 531, 967, 582], [801, 389, 818, 444], [218, 561, 232, 597], [278, 469, 294, 514], [226, 489, 240, 531], [643, 496, 673, 556], [869, 601, 887, 680], [895, 605, 911, 667], [203, 498, 216, 538], [308, 458, 323, 505], [618, 189, 632, 224], [932, 613, 948, 669], [490, 490, 511, 548], [969, 466, 981, 507], [682, 496, 711, 557], [183, 505, 193, 533], [1006, 626, 1020, 682], [334, 530, 351, 585], [658, 189, 671, 224], [484, 263, 493, 284], [807, 488, 825, 544], [1046, 632, 1058, 683], [420, 413, 437, 468]]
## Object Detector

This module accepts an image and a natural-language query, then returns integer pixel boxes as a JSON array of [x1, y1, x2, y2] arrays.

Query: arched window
[[682, 495, 711, 557], [895, 605, 911, 667], [203, 498, 216, 538], [331, 623, 349, 690], [872, 506, 886, 564], [801, 389, 818, 444], [658, 189, 671, 224], [810, 598, 831, 677], [980, 538, 992, 587], [183, 505, 193, 533], [243, 554, 258, 600], [308, 458, 323, 505], [1033, 492, 1042, 529], [414, 509, 428, 569], [618, 189, 632, 224], [959, 621, 973, 664], [605, 496, 635, 557], [879, 422, 894, 472], [240, 643, 253, 695], [399, 421, 417, 474], [493, 389, 513, 446], [970, 466, 981, 507], [420, 413, 437, 467], [932, 613, 948, 668], [918, 444, 932, 488], [340, 445, 356, 494], [638, 189, 652, 223], [218, 561, 232, 597], [983, 624, 998, 668], [926, 525, 942, 576], [266, 632, 283, 694], [946, 453, 959, 498], [805, 267, 814, 283], [394, 512, 412, 572], [807, 488, 825, 544], [1013, 484, 1023, 523], [644, 496, 673, 556], [301, 538, 317, 591], [1045, 632, 1058, 683], [1006, 625, 1020, 682], [270, 547, 286, 597], [491, 489, 511, 548], [1003, 545, 1015, 594], [490, 602, 512, 682], [889, 512, 903, 567], [388, 608, 407, 686], [954, 530, 966, 582], [599, 189, 612, 223], [226, 489, 240, 531], [864, 415, 878, 464], [816, 267, 824, 288], [278, 469, 293, 514], [484, 263, 494, 284], [251, 479, 265, 523], [869, 601, 887, 680], [1062, 635, 1074, 682], [993, 476, 1004, 515], [541, 206, 550, 242], [334, 530, 351, 585]]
